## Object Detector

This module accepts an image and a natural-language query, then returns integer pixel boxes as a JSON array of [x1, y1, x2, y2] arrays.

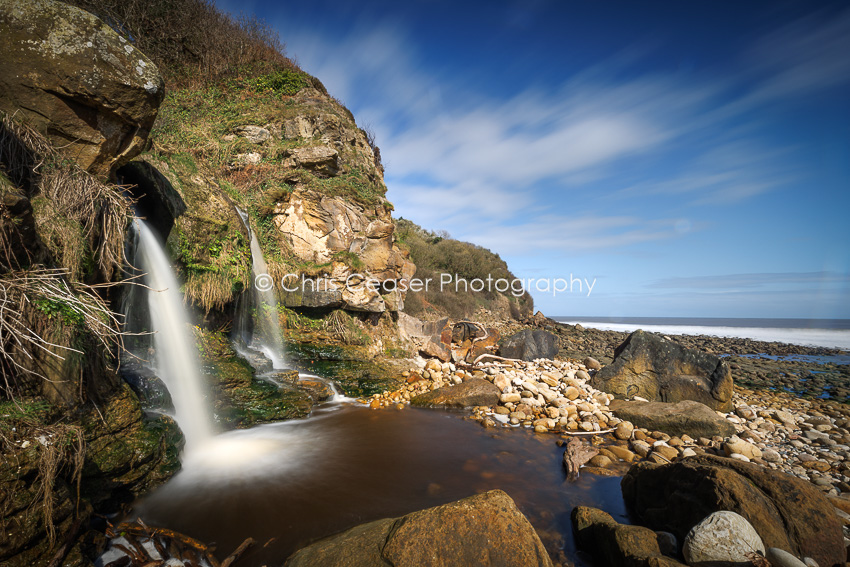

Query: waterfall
[[130, 219, 214, 451], [235, 209, 288, 369]]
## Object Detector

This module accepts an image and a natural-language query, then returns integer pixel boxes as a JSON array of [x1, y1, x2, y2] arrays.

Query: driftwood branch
[[471, 353, 524, 366], [221, 538, 256, 567], [563, 438, 598, 481]]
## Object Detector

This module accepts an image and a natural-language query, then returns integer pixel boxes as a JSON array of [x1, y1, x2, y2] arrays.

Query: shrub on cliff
[[395, 219, 533, 320]]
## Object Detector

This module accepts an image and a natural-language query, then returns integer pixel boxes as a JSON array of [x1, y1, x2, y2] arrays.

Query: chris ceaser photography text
[[254, 273, 598, 297]]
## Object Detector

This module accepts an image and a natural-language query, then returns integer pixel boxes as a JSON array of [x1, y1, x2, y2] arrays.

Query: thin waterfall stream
[[129, 219, 214, 453], [234, 207, 349, 401], [235, 208, 288, 370]]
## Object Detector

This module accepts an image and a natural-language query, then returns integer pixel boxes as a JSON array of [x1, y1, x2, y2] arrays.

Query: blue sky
[[215, 0, 850, 319]]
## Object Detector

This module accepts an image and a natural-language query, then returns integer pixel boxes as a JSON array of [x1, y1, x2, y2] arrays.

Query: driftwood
[[563, 438, 598, 481], [102, 520, 256, 567], [470, 353, 524, 366], [221, 538, 256, 567], [745, 552, 772, 567], [560, 427, 615, 436]]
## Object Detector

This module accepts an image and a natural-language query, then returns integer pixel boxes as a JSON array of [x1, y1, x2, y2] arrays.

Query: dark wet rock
[[209, 358, 313, 427], [621, 454, 844, 567], [0, 187, 46, 271], [285, 490, 553, 567], [0, 0, 164, 177], [572, 506, 686, 567], [609, 400, 735, 438], [0, 385, 179, 567], [499, 329, 559, 361], [411, 378, 500, 408], [591, 330, 733, 412], [297, 378, 332, 402], [452, 321, 485, 343]]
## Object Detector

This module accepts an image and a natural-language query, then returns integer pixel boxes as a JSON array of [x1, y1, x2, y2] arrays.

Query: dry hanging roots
[[0, 268, 125, 391]]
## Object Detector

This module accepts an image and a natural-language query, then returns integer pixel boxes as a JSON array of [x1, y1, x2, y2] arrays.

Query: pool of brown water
[[132, 403, 628, 566]]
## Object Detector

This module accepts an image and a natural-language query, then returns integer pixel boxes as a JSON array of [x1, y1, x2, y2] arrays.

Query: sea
[[552, 317, 850, 352]]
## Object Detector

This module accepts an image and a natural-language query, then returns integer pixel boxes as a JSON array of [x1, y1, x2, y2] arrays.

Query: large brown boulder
[[285, 490, 553, 567], [609, 400, 735, 438], [591, 330, 733, 412], [411, 378, 501, 408], [621, 454, 844, 567], [0, 0, 164, 177]]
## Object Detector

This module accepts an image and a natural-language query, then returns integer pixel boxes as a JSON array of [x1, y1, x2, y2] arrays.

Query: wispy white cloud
[[279, 8, 847, 256], [745, 7, 850, 102], [652, 271, 850, 290]]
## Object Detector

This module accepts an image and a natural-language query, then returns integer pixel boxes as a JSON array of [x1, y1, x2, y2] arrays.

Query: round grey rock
[[683, 511, 765, 566], [766, 548, 808, 567]]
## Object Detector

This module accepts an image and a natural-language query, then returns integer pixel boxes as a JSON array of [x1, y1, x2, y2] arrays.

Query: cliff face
[[138, 80, 414, 315]]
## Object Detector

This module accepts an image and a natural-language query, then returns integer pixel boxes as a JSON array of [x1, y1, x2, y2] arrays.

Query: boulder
[[609, 400, 735, 438], [285, 490, 553, 567], [411, 379, 500, 408], [682, 511, 764, 566], [723, 435, 762, 460], [766, 548, 809, 567], [571, 506, 686, 567], [0, 0, 164, 177], [591, 330, 733, 412], [283, 145, 339, 176], [621, 454, 844, 567], [452, 321, 485, 343], [499, 329, 558, 361], [235, 125, 272, 144]]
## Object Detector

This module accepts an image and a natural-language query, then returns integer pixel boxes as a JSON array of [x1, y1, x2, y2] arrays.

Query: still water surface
[[133, 404, 628, 566]]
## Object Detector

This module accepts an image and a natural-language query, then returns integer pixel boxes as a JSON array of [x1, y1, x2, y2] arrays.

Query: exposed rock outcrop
[[621, 454, 845, 567], [0, 0, 164, 178], [285, 490, 553, 567], [609, 399, 736, 438], [272, 187, 414, 313], [591, 330, 733, 412], [0, 386, 178, 567]]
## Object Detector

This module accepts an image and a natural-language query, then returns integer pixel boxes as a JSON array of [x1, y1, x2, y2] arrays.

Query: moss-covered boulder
[[0, 0, 164, 177], [0, 388, 178, 567]]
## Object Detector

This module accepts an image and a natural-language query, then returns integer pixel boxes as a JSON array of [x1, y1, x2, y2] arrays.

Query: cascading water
[[235, 208, 287, 369], [130, 219, 214, 452], [234, 209, 351, 402]]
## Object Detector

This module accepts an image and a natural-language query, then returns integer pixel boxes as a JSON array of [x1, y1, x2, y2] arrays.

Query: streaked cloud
[[652, 272, 850, 290]]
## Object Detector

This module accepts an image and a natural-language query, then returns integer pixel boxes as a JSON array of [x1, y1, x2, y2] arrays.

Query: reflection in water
[[133, 405, 628, 566]]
